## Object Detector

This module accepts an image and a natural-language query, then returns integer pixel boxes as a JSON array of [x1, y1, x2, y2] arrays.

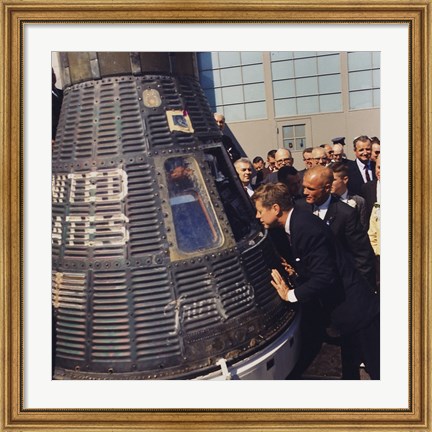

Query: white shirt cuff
[[287, 289, 298, 302]]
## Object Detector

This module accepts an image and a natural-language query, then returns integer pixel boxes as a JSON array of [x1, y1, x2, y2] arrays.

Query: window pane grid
[[271, 52, 342, 116], [347, 51, 381, 110], [282, 124, 306, 151], [197, 52, 267, 121]]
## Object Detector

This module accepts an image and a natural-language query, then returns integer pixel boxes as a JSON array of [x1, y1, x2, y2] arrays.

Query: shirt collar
[[284, 208, 294, 236], [356, 158, 370, 170], [340, 190, 349, 201], [315, 194, 332, 211]]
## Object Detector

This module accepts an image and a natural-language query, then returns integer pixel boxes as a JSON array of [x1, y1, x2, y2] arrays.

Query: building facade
[[197, 51, 380, 168]]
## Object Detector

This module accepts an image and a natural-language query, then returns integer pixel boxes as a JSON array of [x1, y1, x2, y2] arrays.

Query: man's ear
[[272, 203, 282, 217]]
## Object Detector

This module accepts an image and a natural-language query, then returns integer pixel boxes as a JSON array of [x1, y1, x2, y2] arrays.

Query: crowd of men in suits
[[231, 132, 381, 380]]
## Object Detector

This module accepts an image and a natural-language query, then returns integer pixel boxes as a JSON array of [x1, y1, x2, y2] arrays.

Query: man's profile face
[[354, 140, 372, 163], [254, 199, 279, 229], [331, 172, 348, 196], [303, 173, 331, 206]]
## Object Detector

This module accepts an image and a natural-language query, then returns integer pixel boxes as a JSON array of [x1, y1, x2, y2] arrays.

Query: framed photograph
[[1, 0, 431, 431]]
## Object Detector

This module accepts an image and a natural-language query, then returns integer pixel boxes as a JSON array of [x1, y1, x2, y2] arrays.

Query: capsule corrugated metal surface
[[52, 52, 296, 379]]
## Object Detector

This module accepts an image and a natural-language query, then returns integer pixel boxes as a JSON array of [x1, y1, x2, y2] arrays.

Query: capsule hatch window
[[164, 156, 223, 253]]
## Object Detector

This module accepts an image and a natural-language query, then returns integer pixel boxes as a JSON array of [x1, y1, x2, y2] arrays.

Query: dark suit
[[221, 135, 241, 162], [296, 196, 377, 289], [284, 209, 380, 379], [347, 159, 376, 197], [362, 179, 378, 229], [263, 171, 279, 184]]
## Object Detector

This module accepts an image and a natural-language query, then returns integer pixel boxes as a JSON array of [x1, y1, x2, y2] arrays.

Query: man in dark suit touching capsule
[[252, 183, 380, 379]]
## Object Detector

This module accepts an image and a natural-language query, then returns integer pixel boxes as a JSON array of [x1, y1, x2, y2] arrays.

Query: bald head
[[332, 143, 345, 162], [275, 148, 293, 169], [311, 147, 328, 166], [303, 166, 333, 206], [304, 165, 334, 184]]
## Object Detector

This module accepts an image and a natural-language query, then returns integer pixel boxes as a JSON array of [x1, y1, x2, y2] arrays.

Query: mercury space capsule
[[52, 52, 301, 380]]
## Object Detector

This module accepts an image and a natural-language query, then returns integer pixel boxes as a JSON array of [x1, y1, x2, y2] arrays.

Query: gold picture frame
[[1, 0, 431, 430]]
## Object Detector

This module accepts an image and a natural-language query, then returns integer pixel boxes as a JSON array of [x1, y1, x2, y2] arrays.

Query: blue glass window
[[164, 157, 223, 253]]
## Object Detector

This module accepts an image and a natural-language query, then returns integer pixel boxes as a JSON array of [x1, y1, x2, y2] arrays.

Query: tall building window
[[348, 52, 380, 109], [271, 52, 342, 117], [197, 52, 266, 122]]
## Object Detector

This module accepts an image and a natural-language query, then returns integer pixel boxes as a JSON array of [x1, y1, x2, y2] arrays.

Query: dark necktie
[[364, 164, 371, 182]]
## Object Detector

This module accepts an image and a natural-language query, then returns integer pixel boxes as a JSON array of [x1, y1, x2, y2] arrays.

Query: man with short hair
[[261, 149, 277, 181], [371, 142, 381, 162], [275, 148, 294, 169], [302, 147, 314, 169], [234, 157, 255, 197], [330, 162, 368, 229], [266, 149, 277, 172], [332, 143, 346, 163], [252, 156, 264, 171], [347, 135, 376, 196], [252, 182, 380, 380], [296, 166, 376, 289], [264, 148, 294, 184], [252, 156, 265, 188], [297, 147, 314, 194], [310, 147, 329, 166], [320, 144, 334, 161]]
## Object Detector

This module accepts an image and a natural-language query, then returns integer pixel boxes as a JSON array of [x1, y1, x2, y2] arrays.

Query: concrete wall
[[228, 108, 380, 170]]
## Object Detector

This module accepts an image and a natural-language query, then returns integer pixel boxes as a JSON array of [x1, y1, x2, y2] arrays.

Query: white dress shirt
[[244, 184, 254, 197], [312, 195, 332, 220], [356, 158, 373, 183]]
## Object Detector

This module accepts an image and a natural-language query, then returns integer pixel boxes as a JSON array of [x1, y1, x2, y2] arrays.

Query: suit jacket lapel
[[323, 196, 339, 224]]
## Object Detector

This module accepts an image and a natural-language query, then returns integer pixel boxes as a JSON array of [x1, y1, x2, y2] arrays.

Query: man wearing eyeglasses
[[310, 147, 329, 167], [332, 144, 347, 163], [275, 148, 294, 169], [320, 144, 334, 162], [347, 135, 377, 196], [263, 148, 294, 184], [296, 166, 377, 290]]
